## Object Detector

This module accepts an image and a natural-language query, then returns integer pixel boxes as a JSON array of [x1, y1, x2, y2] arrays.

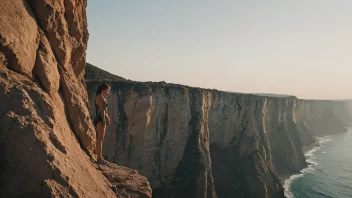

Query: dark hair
[[96, 83, 110, 96]]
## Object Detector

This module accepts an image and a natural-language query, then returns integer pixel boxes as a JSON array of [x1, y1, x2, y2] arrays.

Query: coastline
[[279, 142, 317, 183], [280, 131, 349, 198], [279, 140, 321, 198]]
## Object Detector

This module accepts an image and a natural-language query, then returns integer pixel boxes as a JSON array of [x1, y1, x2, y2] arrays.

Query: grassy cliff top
[[84, 63, 301, 100]]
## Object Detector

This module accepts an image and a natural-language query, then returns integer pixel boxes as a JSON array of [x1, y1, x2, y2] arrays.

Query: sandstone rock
[[0, 65, 115, 197], [0, 0, 152, 197], [96, 162, 152, 198], [29, 0, 88, 78], [59, 65, 96, 158], [33, 30, 60, 96], [0, 0, 39, 78]]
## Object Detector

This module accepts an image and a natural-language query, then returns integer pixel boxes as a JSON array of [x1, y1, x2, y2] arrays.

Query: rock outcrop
[[85, 64, 349, 198], [0, 1, 151, 197]]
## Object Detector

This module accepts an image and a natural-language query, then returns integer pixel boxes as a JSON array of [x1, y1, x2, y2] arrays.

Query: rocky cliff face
[[294, 100, 348, 145], [333, 100, 352, 126], [0, 1, 151, 197], [86, 65, 348, 198]]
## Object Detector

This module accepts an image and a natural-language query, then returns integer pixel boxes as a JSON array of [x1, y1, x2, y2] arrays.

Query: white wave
[[284, 173, 304, 198], [284, 135, 331, 198], [322, 151, 327, 154], [305, 146, 320, 157], [283, 162, 317, 198], [304, 137, 331, 157]]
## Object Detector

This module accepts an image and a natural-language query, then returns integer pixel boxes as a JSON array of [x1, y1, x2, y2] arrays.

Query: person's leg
[[101, 124, 106, 159], [96, 122, 106, 162]]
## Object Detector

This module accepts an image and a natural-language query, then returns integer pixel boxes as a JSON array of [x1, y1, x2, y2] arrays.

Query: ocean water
[[284, 128, 352, 198]]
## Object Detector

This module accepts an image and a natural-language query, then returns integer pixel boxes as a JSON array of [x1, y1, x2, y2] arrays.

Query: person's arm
[[105, 107, 111, 125], [96, 95, 106, 125]]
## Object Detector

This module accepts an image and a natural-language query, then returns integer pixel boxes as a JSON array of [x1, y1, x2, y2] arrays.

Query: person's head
[[96, 83, 111, 97]]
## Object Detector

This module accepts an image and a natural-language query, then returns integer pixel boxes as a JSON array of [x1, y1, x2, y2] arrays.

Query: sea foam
[[283, 136, 331, 198]]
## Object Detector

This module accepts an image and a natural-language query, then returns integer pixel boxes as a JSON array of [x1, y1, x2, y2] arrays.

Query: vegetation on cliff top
[[85, 63, 126, 82], [85, 63, 300, 102]]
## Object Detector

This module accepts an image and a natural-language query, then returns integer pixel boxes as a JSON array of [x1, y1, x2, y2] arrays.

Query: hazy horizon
[[86, 1, 352, 100]]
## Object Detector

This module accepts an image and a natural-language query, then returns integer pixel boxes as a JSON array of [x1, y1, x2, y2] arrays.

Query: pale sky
[[86, 0, 352, 100]]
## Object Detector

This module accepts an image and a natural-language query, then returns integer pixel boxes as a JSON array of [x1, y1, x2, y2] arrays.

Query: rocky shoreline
[[280, 130, 348, 188], [279, 144, 316, 184]]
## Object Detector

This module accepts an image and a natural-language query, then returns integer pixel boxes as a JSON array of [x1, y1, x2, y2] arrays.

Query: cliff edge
[[85, 64, 348, 198]]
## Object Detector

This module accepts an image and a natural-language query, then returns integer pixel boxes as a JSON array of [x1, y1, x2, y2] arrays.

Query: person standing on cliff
[[93, 83, 111, 164]]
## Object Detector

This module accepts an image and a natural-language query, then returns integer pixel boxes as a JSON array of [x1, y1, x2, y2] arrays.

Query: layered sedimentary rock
[[0, 1, 151, 197], [86, 65, 349, 198]]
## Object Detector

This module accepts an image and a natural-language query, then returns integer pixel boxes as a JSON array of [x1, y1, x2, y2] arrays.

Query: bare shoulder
[[96, 94, 103, 104]]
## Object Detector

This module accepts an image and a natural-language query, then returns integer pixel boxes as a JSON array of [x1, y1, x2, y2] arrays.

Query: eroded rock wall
[[0, 1, 151, 197]]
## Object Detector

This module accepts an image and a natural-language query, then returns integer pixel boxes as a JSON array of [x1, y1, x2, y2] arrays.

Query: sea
[[284, 127, 352, 198]]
